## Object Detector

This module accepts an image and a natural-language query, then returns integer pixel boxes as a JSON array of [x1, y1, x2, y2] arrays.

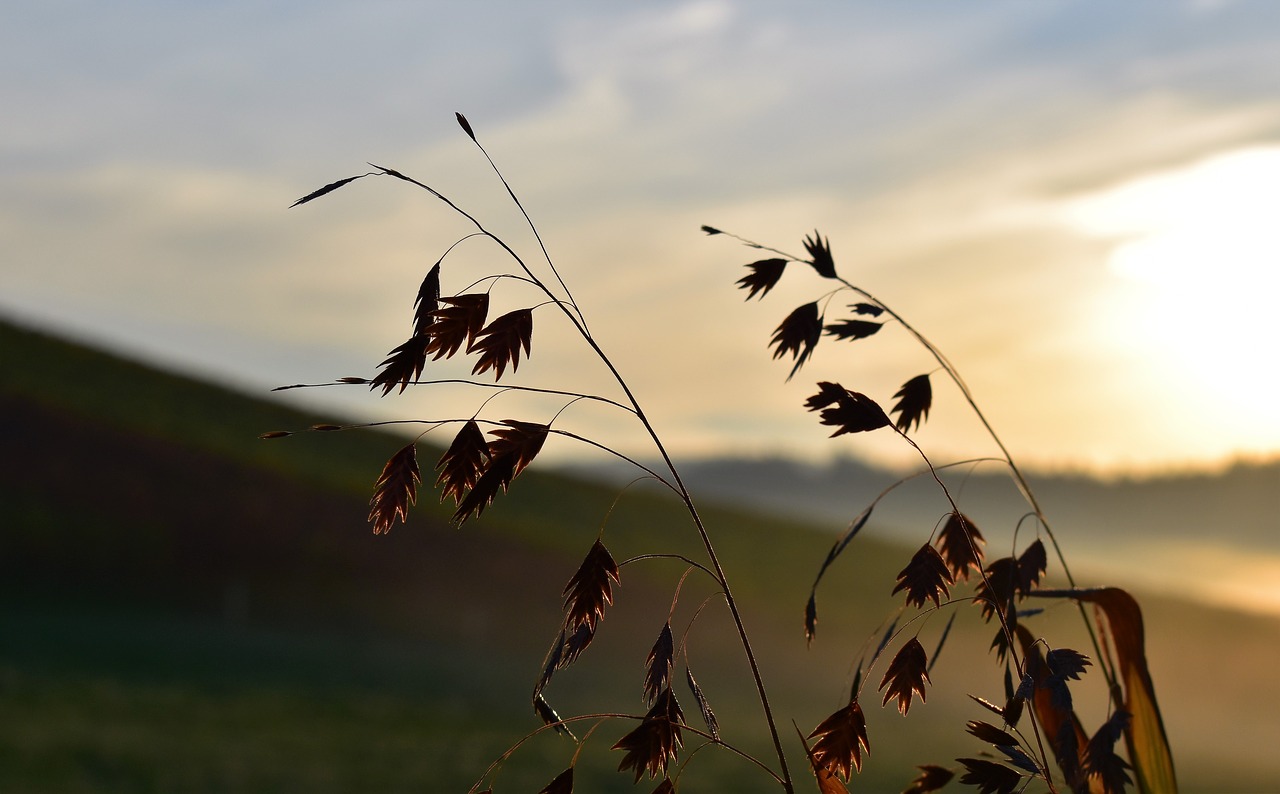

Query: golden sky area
[[3, 1, 1280, 475]]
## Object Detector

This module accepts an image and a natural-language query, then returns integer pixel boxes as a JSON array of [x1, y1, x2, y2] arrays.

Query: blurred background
[[3, 1, 1279, 791]]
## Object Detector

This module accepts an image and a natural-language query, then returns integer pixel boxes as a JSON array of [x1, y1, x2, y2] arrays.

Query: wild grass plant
[[264, 114, 1176, 793]]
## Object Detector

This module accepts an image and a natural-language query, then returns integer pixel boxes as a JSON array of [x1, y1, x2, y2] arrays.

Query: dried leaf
[[701, 224, 723, 235], [258, 430, 292, 439], [890, 374, 932, 433], [808, 701, 870, 780], [651, 780, 675, 794], [824, 319, 883, 341], [644, 623, 674, 705], [892, 544, 954, 609], [1085, 710, 1133, 794], [456, 111, 476, 140], [425, 293, 489, 361], [1040, 588, 1176, 793], [337, 376, 368, 384], [879, 638, 930, 715], [537, 766, 573, 794], [685, 666, 720, 741], [1014, 625, 1091, 788], [955, 758, 1023, 794], [289, 173, 368, 208], [562, 539, 620, 631], [533, 693, 576, 740], [412, 261, 442, 337], [368, 444, 420, 534], [434, 420, 489, 507], [806, 382, 891, 436], [965, 720, 1019, 748], [850, 302, 884, 317], [370, 334, 430, 396], [935, 512, 985, 581], [471, 308, 533, 380], [804, 229, 838, 278], [613, 688, 684, 782], [736, 258, 788, 300], [902, 764, 954, 794], [770, 303, 822, 380]]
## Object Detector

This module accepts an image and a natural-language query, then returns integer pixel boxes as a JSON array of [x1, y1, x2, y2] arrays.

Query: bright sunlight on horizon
[[1062, 146, 1280, 467]]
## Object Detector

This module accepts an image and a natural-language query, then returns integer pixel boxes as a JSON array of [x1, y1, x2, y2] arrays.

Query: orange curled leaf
[[890, 374, 932, 433], [879, 637, 930, 715], [425, 293, 489, 361], [613, 688, 684, 782], [470, 308, 533, 380], [803, 229, 838, 278], [435, 419, 489, 507], [736, 258, 788, 300], [770, 302, 822, 380], [562, 539, 620, 631], [892, 544, 954, 609], [808, 700, 870, 780], [935, 511, 985, 581], [368, 444, 420, 534], [1029, 587, 1178, 794]]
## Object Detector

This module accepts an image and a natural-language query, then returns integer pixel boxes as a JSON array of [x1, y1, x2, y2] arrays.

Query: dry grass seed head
[[367, 443, 420, 534]]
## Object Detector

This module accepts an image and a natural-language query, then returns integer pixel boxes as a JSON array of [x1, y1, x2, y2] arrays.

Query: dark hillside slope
[[4, 317, 1280, 791]]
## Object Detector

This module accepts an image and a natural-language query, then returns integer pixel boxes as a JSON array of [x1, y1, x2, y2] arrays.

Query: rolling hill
[[2, 315, 1278, 792]]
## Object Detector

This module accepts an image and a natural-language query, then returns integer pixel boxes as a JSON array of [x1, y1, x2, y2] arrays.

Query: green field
[[3, 317, 1278, 792]]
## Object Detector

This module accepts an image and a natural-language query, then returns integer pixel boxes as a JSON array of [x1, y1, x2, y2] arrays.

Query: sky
[[5, 0, 1280, 476]]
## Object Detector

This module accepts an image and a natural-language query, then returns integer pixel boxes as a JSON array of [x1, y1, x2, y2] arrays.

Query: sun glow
[[1063, 147, 1280, 459]]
